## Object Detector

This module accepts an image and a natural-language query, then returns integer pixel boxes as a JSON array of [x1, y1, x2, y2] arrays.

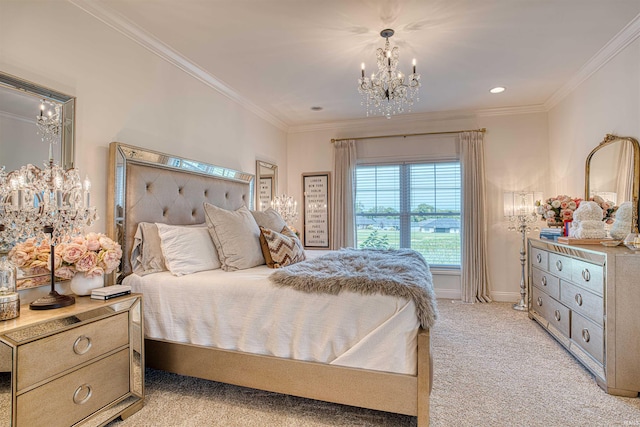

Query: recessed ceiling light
[[490, 87, 505, 94], [311, 106, 323, 111]]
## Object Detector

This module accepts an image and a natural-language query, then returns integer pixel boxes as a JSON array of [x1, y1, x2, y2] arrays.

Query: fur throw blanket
[[269, 248, 438, 328]]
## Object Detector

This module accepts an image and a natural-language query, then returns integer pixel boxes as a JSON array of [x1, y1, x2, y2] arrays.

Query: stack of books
[[539, 227, 563, 241], [91, 285, 132, 300]]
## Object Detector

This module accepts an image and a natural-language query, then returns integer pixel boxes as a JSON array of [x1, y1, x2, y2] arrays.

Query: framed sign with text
[[302, 172, 331, 249], [258, 177, 273, 210]]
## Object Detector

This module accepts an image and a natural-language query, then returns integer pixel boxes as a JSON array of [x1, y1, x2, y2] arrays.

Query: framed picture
[[258, 177, 273, 211], [302, 172, 331, 249]]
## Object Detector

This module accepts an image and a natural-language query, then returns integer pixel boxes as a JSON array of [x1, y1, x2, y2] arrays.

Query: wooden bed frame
[[107, 142, 432, 425]]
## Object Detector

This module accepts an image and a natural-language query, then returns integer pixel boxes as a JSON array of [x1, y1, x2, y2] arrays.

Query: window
[[355, 162, 461, 267]]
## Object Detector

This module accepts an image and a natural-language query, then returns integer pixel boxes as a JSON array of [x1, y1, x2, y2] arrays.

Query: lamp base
[[513, 301, 528, 311], [29, 291, 75, 310]]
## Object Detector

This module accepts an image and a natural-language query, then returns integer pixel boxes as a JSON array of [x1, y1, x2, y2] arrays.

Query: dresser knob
[[555, 260, 563, 271], [537, 297, 543, 307], [541, 276, 547, 287], [581, 328, 591, 343], [73, 384, 93, 405], [554, 310, 561, 321], [575, 293, 583, 307], [73, 335, 92, 355], [536, 254, 542, 263], [582, 269, 591, 282]]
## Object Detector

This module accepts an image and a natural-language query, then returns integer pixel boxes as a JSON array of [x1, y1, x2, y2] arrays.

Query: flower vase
[[70, 273, 104, 296], [546, 218, 564, 228]]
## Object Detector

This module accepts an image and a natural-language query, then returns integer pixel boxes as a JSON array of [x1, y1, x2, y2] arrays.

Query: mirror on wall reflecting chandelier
[[0, 71, 75, 171], [256, 160, 278, 211], [585, 134, 640, 233]]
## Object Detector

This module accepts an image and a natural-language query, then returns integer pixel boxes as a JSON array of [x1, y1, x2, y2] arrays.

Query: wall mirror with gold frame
[[256, 160, 278, 211], [585, 134, 640, 233]]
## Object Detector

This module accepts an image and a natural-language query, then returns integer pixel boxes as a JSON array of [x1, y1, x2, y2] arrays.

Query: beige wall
[[1, 1, 287, 302], [548, 38, 640, 195]]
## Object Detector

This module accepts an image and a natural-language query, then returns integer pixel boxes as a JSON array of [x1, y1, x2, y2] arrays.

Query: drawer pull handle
[[537, 297, 543, 307], [555, 260, 563, 271], [73, 384, 92, 405], [536, 254, 542, 263], [541, 276, 547, 287], [581, 328, 591, 343], [73, 335, 92, 355], [554, 310, 561, 321], [575, 293, 583, 307], [582, 269, 591, 282]]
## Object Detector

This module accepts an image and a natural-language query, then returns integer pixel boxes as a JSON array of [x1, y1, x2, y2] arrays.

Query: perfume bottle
[[623, 232, 640, 251]]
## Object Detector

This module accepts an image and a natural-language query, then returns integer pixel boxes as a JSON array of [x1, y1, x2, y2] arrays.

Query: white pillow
[[203, 203, 265, 271], [156, 223, 221, 276], [251, 208, 287, 232]]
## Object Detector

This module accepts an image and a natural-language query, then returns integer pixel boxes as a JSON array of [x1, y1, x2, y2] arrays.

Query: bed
[[107, 142, 434, 425]]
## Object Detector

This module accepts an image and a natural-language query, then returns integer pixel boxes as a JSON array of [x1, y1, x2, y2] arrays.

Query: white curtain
[[460, 131, 492, 303], [616, 139, 634, 203], [331, 140, 357, 249]]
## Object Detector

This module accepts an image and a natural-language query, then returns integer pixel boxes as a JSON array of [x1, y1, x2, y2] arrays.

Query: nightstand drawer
[[571, 311, 604, 364], [548, 253, 572, 280], [16, 348, 130, 427], [532, 267, 560, 299], [560, 281, 603, 326], [17, 312, 129, 391]]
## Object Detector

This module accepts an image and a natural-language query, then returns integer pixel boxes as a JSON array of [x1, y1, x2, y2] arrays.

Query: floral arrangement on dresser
[[535, 195, 582, 224], [9, 232, 122, 282], [588, 195, 618, 224]]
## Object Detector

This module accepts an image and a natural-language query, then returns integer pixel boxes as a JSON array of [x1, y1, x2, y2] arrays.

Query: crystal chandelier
[[0, 159, 97, 309], [36, 99, 62, 145], [271, 194, 298, 226], [358, 29, 421, 118]]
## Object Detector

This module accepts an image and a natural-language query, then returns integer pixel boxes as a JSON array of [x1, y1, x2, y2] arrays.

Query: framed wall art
[[302, 172, 331, 249]]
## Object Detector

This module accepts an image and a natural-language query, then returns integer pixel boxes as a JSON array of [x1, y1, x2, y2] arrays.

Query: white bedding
[[124, 260, 420, 375]]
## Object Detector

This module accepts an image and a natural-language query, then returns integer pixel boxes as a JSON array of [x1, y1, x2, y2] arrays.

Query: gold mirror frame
[[0, 71, 75, 170], [585, 134, 640, 233], [255, 160, 278, 211]]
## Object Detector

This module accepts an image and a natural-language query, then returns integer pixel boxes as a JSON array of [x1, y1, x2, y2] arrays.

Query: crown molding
[[545, 13, 640, 110], [475, 104, 547, 117], [68, 0, 289, 132]]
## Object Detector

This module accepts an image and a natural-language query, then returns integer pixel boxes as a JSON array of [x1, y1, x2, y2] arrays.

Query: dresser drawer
[[531, 267, 560, 299], [570, 260, 603, 296], [530, 247, 548, 270], [548, 253, 572, 280], [532, 286, 570, 337], [17, 312, 129, 391], [16, 348, 130, 427], [560, 281, 603, 326], [571, 311, 604, 364]]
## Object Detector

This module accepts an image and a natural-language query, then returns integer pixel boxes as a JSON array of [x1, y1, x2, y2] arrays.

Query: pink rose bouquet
[[589, 195, 618, 224], [535, 195, 582, 222], [9, 232, 122, 280]]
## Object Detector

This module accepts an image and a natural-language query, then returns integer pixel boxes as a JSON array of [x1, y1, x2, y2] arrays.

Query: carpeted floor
[[110, 301, 640, 426]]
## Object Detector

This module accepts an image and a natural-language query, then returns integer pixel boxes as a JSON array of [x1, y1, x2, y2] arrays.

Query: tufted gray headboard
[[107, 142, 254, 281]]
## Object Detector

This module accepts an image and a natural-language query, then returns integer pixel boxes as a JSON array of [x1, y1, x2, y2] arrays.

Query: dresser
[[0, 294, 144, 426], [528, 238, 640, 397]]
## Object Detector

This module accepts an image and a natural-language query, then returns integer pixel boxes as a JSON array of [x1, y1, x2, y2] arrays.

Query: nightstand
[[0, 294, 144, 426]]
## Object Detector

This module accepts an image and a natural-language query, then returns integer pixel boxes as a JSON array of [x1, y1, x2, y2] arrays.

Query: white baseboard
[[434, 288, 461, 300]]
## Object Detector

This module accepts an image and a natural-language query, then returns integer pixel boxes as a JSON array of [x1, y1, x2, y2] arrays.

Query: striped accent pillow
[[259, 226, 306, 268]]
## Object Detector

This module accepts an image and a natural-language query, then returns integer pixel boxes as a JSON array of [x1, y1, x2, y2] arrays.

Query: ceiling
[[74, 0, 640, 129]]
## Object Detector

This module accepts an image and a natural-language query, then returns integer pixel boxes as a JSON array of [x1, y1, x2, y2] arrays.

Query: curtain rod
[[330, 128, 486, 143]]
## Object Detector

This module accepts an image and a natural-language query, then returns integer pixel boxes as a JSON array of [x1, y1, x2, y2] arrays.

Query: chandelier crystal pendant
[[358, 29, 421, 118], [36, 99, 62, 146]]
